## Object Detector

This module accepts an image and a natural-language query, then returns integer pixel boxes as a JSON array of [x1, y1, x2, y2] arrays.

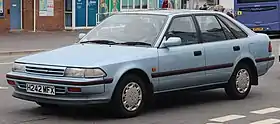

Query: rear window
[[237, 0, 278, 3]]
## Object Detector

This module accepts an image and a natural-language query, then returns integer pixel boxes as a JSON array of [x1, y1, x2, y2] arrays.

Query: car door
[[155, 15, 206, 92], [194, 14, 244, 84]]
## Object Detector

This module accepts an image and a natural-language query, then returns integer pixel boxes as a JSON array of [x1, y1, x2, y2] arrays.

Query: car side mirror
[[78, 33, 86, 40], [163, 37, 182, 47]]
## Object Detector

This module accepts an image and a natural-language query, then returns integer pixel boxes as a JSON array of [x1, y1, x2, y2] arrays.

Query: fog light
[[67, 87, 81, 92], [7, 80, 16, 86]]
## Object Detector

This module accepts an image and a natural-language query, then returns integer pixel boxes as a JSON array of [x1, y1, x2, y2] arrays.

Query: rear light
[[67, 87, 81, 92], [268, 41, 272, 52], [7, 80, 16, 86]]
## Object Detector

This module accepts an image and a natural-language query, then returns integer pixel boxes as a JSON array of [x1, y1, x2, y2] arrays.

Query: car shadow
[[21, 89, 258, 121]]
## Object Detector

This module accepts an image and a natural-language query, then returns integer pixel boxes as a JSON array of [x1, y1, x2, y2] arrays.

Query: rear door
[[235, 0, 280, 31], [194, 14, 246, 84]]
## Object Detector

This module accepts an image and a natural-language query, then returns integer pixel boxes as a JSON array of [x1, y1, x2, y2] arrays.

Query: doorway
[[10, 0, 22, 30]]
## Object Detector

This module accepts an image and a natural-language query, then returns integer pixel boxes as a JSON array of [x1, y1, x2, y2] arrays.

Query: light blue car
[[6, 10, 274, 118]]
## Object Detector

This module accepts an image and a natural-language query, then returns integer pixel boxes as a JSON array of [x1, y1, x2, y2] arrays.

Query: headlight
[[64, 68, 106, 78], [12, 63, 25, 72]]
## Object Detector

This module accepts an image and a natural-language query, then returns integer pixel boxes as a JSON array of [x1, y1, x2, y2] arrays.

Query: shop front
[[65, 0, 99, 30]]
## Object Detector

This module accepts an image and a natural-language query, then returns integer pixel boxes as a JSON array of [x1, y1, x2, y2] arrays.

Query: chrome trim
[[24, 64, 66, 77]]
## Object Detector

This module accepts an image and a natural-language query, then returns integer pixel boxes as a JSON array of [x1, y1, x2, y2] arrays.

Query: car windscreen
[[237, 0, 278, 3], [80, 14, 168, 45]]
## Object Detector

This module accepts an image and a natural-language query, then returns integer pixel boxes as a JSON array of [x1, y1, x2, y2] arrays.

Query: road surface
[[0, 40, 279, 124]]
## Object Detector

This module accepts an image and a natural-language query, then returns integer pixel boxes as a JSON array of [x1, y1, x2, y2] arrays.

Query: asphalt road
[[0, 41, 280, 124]]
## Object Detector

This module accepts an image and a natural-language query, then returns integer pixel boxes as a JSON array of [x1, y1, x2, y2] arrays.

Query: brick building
[[0, 0, 231, 33], [0, 0, 10, 32], [0, 0, 65, 32]]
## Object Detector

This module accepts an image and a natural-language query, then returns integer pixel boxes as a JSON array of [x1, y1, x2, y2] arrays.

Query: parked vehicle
[[6, 10, 274, 118], [235, 0, 280, 34]]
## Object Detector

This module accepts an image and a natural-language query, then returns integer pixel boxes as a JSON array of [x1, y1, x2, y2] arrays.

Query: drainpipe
[[33, 0, 36, 32]]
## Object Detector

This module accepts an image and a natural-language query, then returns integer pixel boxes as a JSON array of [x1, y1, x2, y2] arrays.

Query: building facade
[[0, 0, 231, 32], [0, 0, 10, 32]]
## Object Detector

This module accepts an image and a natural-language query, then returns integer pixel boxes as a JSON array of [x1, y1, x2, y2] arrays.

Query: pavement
[[0, 35, 279, 123], [0, 30, 90, 56]]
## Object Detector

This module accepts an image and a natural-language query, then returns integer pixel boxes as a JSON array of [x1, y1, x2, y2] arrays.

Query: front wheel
[[225, 63, 253, 100], [110, 74, 147, 118]]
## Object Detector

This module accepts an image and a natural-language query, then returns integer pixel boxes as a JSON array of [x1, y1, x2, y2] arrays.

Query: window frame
[[215, 16, 237, 40], [159, 14, 202, 47], [216, 14, 248, 39], [0, 0, 4, 18], [193, 14, 228, 43]]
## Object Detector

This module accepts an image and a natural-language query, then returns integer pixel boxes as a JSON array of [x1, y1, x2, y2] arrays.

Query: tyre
[[36, 102, 58, 108], [110, 74, 147, 118], [225, 63, 254, 100]]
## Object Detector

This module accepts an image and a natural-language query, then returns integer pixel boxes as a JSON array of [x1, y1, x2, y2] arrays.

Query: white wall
[[219, 0, 234, 9], [187, 0, 234, 9]]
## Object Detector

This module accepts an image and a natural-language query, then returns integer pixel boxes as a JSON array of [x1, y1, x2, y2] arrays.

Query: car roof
[[119, 9, 220, 16]]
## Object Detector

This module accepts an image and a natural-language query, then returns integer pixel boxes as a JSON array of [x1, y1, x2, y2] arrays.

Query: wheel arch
[[113, 68, 155, 98], [234, 57, 258, 85], [122, 68, 154, 91]]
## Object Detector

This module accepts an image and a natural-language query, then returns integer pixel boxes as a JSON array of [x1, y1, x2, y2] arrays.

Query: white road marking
[[0, 62, 13, 65], [0, 87, 8, 90], [208, 114, 246, 123], [250, 119, 280, 124], [206, 123, 223, 124], [250, 107, 280, 114]]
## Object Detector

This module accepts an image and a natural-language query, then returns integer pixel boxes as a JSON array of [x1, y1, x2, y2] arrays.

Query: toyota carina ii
[[6, 9, 274, 118]]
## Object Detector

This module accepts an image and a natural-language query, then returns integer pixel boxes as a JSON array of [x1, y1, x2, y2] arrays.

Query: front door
[[10, 0, 21, 30], [156, 16, 206, 91]]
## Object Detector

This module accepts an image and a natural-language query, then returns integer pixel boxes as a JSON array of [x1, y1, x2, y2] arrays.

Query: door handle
[[233, 46, 240, 51], [193, 51, 202, 56]]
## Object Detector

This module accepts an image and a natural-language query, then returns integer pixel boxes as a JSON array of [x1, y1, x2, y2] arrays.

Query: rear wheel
[[110, 74, 147, 118], [225, 63, 253, 100]]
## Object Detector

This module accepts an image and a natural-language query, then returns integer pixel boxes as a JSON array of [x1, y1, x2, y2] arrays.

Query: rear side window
[[217, 18, 236, 40], [195, 15, 227, 43], [218, 15, 248, 39], [237, 0, 278, 3]]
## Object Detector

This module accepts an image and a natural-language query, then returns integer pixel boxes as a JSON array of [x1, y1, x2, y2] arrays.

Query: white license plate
[[26, 83, 55, 95]]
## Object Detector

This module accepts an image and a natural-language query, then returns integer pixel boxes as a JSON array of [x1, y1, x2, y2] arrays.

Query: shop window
[[149, 0, 156, 8], [122, 0, 157, 10], [65, 0, 72, 11], [65, 0, 72, 27], [0, 0, 4, 18], [142, 0, 147, 8], [135, 0, 140, 8], [122, 0, 133, 9]]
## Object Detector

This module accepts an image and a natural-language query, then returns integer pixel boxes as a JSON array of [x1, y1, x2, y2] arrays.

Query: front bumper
[[12, 91, 109, 105], [6, 72, 114, 106]]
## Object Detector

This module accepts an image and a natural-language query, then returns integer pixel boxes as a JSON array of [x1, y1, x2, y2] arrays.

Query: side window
[[218, 15, 248, 39], [196, 15, 227, 43], [217, 18, 236, 40], [166, 16, 198, 45]]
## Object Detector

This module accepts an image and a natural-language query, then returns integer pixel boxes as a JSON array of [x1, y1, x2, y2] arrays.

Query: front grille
[[25, 66, 65, 77]]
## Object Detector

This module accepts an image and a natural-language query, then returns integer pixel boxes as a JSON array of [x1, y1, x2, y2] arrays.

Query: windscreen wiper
[[120, 42, 151, 46], [80, 40, 118, 45]]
